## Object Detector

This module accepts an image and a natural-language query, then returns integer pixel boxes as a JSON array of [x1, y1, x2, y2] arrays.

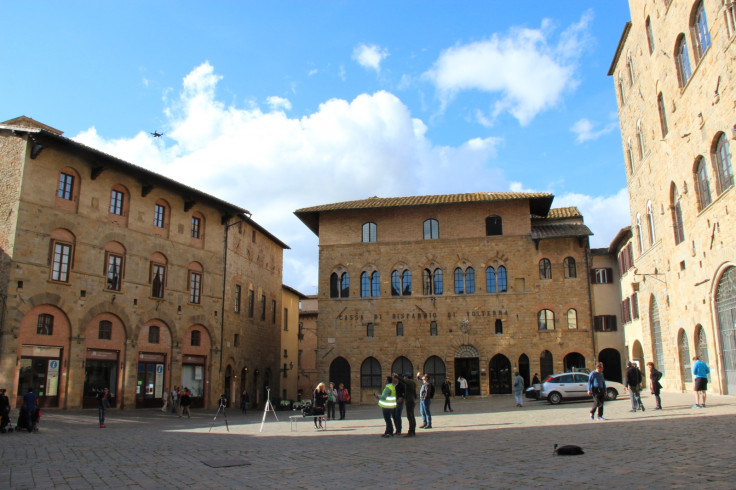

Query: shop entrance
[[17, 346, 62, 408], [83, 350, 119, 408], [454, 345, 480, 396], [181, 356, 206, 408], [136, 353, 165, 408]]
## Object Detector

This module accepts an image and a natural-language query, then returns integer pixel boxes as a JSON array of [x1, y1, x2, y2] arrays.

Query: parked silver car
[[540, 372, 623, 404]]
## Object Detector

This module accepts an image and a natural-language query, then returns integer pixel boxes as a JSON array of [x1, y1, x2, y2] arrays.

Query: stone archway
[[454, 345, 480, 396], [489, 354, 511, 394], [598, 348, 623, 383]]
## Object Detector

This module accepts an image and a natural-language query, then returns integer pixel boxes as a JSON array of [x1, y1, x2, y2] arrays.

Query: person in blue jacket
[[692, 356, 710, 408], [587, 362, 607, 421]]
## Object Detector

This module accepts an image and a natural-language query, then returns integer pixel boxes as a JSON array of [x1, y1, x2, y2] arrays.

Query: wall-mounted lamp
[[29, 136, 44, 159]]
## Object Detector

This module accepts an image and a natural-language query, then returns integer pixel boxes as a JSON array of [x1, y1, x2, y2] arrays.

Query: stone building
[[297, 295, 319, 400], [0, 116, 288, 410], [608, 0, 736, 393], [590, 245, 626, 383], [280, 285, 307, 403], [295, 193, 600, 403]]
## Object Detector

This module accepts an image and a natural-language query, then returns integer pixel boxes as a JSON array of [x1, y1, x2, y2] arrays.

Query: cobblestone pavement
[[1, 391, 734, 489]]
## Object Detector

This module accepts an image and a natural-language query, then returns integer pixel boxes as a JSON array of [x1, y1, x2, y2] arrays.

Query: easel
[[259, 387, 278, 432], [209, 395, 230, 432]]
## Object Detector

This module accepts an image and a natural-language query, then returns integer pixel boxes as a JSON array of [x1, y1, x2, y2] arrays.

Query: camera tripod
[[209, 396, 230, 432], [259, 387, 278, 432]]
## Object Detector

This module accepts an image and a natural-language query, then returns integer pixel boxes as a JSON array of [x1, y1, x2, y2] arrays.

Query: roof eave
[[608, 22, 632, 76]]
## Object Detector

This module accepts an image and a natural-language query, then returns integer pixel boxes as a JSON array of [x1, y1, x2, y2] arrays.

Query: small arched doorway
[[678, 329, 693, 390], [563, 352, 586, 372], [330, 357, 352, 392], [598, 348, 623, 383], [540, 350, 554, 380], [454, 345, 480, 396], [715, 266, 736, 394], [489, 354, 511, 394]]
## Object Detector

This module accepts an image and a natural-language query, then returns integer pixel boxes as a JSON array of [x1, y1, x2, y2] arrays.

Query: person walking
[[457, 376, 468, 399], [326, 382, 338, 420], [692, 356, 710, 408], [418, 373, 433, 429], [22, 387, 39, 433], [337, 383, 349, 420], [513, 371, 525, 407], [161, 388, 169, 413], [624, 362, 644, 412], [392, 374, 405, 435], [587, 362, 607, 421], [647, 362, 663, 410], [441, 376, 453, 412], [179, 388, 191, 418], [532, 373, 541, 400], [97, 387, 111, 428], [374, 376, 396, 438], [312, 382, 327, 429], [171, 386, 179, 415], [0, 388, 11, 432], [402, 373, 417, 437]]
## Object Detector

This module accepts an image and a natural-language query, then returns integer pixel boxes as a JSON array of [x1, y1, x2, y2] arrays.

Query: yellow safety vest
[[378, 383, 397, 409]]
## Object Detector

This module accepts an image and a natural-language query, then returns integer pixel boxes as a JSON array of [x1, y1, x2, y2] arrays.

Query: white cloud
[[266, 96, 292, 111], [352, 43, 389, 73], [555, 188, 630, 248], [571, 118, 617, 144], [73, 62, 507, 293], [423, 11, 593, 126]]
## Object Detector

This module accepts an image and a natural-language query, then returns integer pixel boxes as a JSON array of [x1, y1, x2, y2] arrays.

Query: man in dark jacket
[[441, 377, 453, 412], [647, 362, 663, 410], [97, 387, 111, 428], [624, 362, 644, 412], [23, 387, 39, 432], [392, 374, 405, 435], [0, 388, 10, 432], [402, 373, 417, 437]]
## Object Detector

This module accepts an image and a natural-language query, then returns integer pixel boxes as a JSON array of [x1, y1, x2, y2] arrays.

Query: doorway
[[489, 354, 511, 394]]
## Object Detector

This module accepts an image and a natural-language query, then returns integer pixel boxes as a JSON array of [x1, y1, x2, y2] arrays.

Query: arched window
[[691, 1, 711, 62], [486, 267, 496, 293], [495, 319, 503, 334], [695, 324, 709, 367], [567, 309, 578, 329], [671, 184, 685, 245], [454, 268, 464, 294], [423, 219, 439, 239], [497, 266, 507, 292], [392, 356, 413, 376], [104, 241, 125, 291], [646, 16, 655, 54], [539, 259, 552, 280], [360, 272, 370, 297], [391, 270, 401, 296], [675, 34, 693, 87], [627, 138, 635, 173], [434, 268, 444, 295], [657, 93, 668, 137], [362, 222, 377, 243], [330, 273, 339, 298], [636, 213, 644, 254], [402, 270, 412, 295], [538, 309, 555, 331], [50, 229, 75, 283], [371, 271, 380, 297], [486, 216, 502, 236], [190, 211, 206, 244], [391, 269, 411, 296], [150, 252, 167, 299], [694, 156, 712, 210], [678, 329, 693, 384], [424, 356, 446, 388], [153, 199, 169, 228], [647, 200, 656, 245], [712, 133, 734, 194], [626, 51, 635, 86], [360, 357, 382, 388], [563, 257, 577, 278], [726, 0, 736, 38], [637, 120, 646, 159], [465, 267, 475, 294], [618, 74, 626, 106], [396, 322, 404, 337], [340, 272, 350, 298]]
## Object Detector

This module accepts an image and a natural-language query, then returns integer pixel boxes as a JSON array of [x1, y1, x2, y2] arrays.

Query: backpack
[[343, 390, 350, 402], [428, 382, 435, 399]]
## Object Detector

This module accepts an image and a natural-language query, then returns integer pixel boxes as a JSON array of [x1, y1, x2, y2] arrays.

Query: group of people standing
[[312, 382, 350, 429], [375, 372, 434, 438], [161, 386, 192, 418]]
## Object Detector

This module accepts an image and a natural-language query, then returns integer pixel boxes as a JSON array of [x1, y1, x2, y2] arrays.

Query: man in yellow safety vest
[[375, 376, 396, 438]]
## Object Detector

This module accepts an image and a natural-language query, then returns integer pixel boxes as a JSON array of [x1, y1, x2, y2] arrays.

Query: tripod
[[259, 387, 278, 432], [209, 396, 230, 432]]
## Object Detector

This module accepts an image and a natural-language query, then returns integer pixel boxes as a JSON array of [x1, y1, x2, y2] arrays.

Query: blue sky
[[2, 1, 633, 294]]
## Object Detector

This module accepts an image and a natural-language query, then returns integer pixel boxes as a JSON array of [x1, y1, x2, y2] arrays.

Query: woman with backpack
[[337, 383, 350, 420]]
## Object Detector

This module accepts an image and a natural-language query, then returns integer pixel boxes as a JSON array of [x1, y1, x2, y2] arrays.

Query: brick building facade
[[609, 1, 736, 393], [0, 116, 287, 410], [296, 193, 601, 403]]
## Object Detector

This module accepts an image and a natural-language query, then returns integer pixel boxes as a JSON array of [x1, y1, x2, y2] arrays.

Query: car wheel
[[548, 392, 562, 405], [606, 388, 618, 400]]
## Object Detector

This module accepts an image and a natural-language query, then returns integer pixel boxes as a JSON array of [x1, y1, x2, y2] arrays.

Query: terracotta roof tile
[[531, 223, 592, 240]]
